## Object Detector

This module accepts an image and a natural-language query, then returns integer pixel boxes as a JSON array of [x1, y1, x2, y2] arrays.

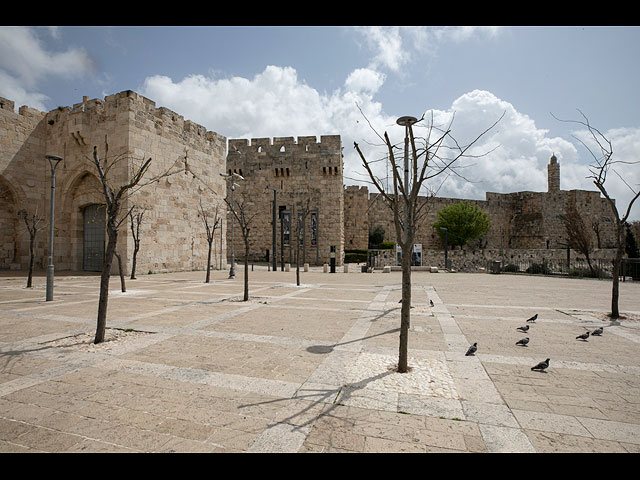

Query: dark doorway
[[82, 204, 106, 271]]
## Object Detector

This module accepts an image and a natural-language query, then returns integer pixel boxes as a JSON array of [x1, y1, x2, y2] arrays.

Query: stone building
[[344, 154, 618, 256], [0, 91, 226, 274], [1, 89, 624, 275], [225, 135, 344, 266]]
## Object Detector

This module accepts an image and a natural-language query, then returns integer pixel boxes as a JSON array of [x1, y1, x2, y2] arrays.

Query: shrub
[[502, 263, 520, 273], [379, 241, 395, 250], [526, 263, 550, 275]]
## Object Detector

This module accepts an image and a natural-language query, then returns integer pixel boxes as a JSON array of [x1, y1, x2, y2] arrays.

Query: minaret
[[547, 154, 560, 192]]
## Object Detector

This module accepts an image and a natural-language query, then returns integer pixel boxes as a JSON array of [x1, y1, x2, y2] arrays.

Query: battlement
[[228, 135, 341, 155]]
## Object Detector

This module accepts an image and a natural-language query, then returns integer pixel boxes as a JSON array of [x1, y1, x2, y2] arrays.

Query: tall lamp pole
[[220, 172, 244, 279], [266, 186, 277, 272], [396, 116, 418, 260], [45, 154, 63, 301]]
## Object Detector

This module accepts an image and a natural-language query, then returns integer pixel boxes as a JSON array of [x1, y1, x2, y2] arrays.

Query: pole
[[280, 211, 284, 271], [45, 155, 62, 301], [229, 183, 235, 278], [403, 125, 409, 247], [267, 187, 277, 272]]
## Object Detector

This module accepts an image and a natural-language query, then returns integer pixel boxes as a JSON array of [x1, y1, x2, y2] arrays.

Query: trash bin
[[491, 260, 502, 274]]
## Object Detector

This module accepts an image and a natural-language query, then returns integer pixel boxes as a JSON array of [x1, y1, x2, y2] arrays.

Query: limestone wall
[[0, 91, 227, 274], [226, 135, 344, 265]]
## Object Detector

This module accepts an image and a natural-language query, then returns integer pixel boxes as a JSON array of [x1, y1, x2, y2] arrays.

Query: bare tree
[[198, 199, 222, 283], [554, 110, 640, 318], [128, 206, 147, 280], [90, 143, 184, 344], [560, 203, 595, 275], [354, 109, 503, 373], [224, 192, 261, 301], [591, 220, 602, 249], [17, 208, 45, 288]]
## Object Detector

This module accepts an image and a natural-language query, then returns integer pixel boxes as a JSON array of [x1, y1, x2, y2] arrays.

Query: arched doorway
[[0, 178, 18, 269], [82, 204, 106, 271]]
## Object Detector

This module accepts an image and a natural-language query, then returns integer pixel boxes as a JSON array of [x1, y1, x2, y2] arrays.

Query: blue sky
[[1, 25, 639, 220]]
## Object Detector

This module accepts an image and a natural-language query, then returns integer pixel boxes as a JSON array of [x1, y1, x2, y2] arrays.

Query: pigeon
[[526, 314, 538, 323], [531, 358, 550, 371], [429, 300, 434, 307], [516, 337, 529, 347], [465, 343, 477, 356], [592, 327, 603, 336], [517, 325, 530, 332], [576, 331, 590, 341]]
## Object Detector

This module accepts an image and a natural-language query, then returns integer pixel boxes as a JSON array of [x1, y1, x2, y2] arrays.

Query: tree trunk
[[397, 243, 412, 373], [130, 243, 139, 279], [243, 239, 249, 301], [296, 244, 300, 286], [610, 223, 625, 318], [583, 250, 595, 276], [95, 227, 117, 344], [115, 252, 126, 293], [27, 235, 34, 288], [206, 240, 213, 283]]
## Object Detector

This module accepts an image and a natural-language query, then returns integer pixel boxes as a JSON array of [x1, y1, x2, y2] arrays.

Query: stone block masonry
[[226, 135, 344, 266], [0, 91, 227, 274]]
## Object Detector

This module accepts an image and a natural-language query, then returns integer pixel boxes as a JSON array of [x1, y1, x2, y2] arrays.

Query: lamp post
[[220, 172, 244, 278], [266, 186, 277, 272], [396, 116, 418, 250], [439, 226, 449, 270], [44, 154, 63, 301]]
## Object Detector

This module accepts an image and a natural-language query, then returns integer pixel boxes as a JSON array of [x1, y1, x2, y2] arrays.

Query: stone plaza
[[1, 267, 639, 453]]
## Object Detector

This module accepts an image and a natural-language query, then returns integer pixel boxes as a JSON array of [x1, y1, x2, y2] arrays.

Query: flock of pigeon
[[463, 312, 605, 373]]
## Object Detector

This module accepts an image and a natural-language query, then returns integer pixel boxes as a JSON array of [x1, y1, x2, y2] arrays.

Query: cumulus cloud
[[141, 66, 640, 219], [0, 27, 94, 111]]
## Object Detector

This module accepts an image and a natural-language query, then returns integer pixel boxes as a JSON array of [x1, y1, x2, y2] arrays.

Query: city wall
[[0, 91, 226, 274], [226, 135, 344, 266]]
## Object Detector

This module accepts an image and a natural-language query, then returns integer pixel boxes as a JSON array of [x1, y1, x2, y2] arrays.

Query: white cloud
[[142, 67, 579, 195], [0, 27, 94, 110], [344, 68, 385, 94], [358, 26, 410, 72]]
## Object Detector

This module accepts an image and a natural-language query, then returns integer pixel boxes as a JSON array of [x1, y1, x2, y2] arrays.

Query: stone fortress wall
[[0, 91, 226, 274], [344, 155, 619, 269], [0, 89, 628, 275], [226, 135, 344, 266]]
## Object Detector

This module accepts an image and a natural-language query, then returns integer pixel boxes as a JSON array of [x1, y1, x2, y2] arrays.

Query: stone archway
[[0, 177, 19, 269], [60, 171, 105, 271]]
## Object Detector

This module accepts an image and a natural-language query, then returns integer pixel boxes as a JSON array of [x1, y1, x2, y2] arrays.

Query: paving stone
[[1, 270, 638, 454]]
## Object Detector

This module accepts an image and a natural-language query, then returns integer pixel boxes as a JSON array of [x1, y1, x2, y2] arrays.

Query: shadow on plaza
[[239, 325, 403, 431]]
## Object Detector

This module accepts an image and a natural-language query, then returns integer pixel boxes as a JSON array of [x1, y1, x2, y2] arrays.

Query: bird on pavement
[[592, 327, 603, 336], [531, 358, 550, 372], [465, 343, 478, 356], [526, 314, 538, 323], [429, 299, 434, 307], [516, 337, 529, 347], [576, 331, 590, 341], [517, 325, 530, 332]]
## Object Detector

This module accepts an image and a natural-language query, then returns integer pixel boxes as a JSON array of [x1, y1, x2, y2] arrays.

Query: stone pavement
[[1, 267, 639, 453]]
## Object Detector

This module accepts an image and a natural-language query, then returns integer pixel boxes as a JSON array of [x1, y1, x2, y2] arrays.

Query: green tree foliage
[[625, 222, 639, 258], [431, 201, 491, 247], [369, 225, 385, 248]]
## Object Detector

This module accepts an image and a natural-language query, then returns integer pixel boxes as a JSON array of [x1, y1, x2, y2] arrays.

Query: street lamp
[[220, 172, 244, 278], [396, 116, 418, 258], [439, 226, 449, 270], [44, 154, 63, 301], [266, 186, 277, 272]]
